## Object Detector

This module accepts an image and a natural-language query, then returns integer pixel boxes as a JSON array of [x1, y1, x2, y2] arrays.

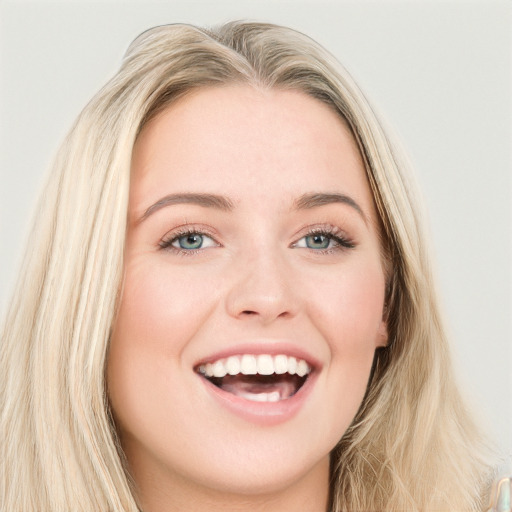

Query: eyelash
[[158, 225, 355, 256]]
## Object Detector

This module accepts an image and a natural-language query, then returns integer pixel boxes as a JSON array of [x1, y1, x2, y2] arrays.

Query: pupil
[[180, 234, 202, 249]]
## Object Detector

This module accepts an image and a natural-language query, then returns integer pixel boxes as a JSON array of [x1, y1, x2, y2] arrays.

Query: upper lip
[[193, 341, 321, 372]]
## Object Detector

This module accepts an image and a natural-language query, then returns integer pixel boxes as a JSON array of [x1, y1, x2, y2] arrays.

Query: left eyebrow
[[293, 192, 368, 224]]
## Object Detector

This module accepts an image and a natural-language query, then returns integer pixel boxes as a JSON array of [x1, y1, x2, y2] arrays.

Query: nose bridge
[[225, 243, 296, 323]]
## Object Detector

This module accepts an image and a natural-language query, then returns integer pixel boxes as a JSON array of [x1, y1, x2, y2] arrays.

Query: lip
[[194, 342, 321, 426], [198, 370, 318, 426]]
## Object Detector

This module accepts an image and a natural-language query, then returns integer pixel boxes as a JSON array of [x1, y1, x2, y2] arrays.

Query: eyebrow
[[139, 193, 234, 222], [138, 191, 367, 223], [293, 192, 367, 222]]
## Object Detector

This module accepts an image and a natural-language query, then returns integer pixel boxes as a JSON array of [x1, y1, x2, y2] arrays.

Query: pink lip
[[198, 370, 318, 426], [194, 341, 321, 426]]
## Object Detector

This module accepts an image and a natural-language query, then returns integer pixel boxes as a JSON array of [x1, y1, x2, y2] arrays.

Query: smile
[[197, 354, 312, 403]]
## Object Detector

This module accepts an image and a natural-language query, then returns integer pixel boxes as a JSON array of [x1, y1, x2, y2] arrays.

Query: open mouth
[[196, 354, 312, 403]]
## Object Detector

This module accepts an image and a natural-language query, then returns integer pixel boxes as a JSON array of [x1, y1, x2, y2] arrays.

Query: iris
[[176, 234, 204, 250], [305, 234, 330, 249]]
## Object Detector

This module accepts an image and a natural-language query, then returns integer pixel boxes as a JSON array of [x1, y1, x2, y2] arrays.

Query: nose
[[225, 248, 297, 324]]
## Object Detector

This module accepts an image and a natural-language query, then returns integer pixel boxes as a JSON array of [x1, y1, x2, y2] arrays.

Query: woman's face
[[108, 85, 388, 504]]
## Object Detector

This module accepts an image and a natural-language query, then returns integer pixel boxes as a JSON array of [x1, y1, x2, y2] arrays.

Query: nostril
[[226, 280, 296, 322]]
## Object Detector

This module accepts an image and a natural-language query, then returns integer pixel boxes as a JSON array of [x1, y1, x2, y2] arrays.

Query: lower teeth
[[238, 391, 281, 403], [207, 373, 306, 401]]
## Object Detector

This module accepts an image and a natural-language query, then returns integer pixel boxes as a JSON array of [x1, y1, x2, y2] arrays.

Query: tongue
[[219, 374, 302, 400]]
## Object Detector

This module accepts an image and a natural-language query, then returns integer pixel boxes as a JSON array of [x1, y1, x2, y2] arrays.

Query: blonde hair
[[0, 21, 493, 511]]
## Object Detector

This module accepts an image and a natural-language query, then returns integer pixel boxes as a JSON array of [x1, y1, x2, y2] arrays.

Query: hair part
[[1, 21, 494, 511]]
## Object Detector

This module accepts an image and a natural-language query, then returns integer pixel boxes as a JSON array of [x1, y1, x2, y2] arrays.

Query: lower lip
[[198, 372, 317, 426]]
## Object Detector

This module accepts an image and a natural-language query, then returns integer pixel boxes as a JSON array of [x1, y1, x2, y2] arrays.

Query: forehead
[[130, 85, 376, 220]]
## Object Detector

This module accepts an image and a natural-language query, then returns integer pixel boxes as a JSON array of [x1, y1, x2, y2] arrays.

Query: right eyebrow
[[138, 193, 235, 223]]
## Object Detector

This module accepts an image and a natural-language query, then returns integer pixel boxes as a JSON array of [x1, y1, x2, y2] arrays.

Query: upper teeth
[[198, 354, 311, 378]]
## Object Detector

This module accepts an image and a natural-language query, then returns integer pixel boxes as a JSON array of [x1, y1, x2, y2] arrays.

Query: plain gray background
[[1, 0, 511, 461]]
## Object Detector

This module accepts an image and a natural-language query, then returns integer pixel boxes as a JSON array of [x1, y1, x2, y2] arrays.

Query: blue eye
[[294, 229, 354, 251], [304, 234, 331, 249], [170, 232, 218, 251], [160, 228, 218, 253], [172, 233, 205, 250]]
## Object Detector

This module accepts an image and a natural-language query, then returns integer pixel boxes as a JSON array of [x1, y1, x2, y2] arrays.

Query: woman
[[0, 21, 496, 511]]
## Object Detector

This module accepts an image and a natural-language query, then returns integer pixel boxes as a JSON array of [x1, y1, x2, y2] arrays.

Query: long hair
[[0, 21, 492, 511]]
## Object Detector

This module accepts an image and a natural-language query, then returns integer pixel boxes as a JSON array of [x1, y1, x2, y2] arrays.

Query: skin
[[107, 85, 388, 512]]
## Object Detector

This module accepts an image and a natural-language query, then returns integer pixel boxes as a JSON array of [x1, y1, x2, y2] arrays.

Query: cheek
[[308, 262, 385, 408], [308, 261, 386, 355], [107, 259, 215, 431], [298, 261, 386, 428], [114, 258, 217, 354]]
